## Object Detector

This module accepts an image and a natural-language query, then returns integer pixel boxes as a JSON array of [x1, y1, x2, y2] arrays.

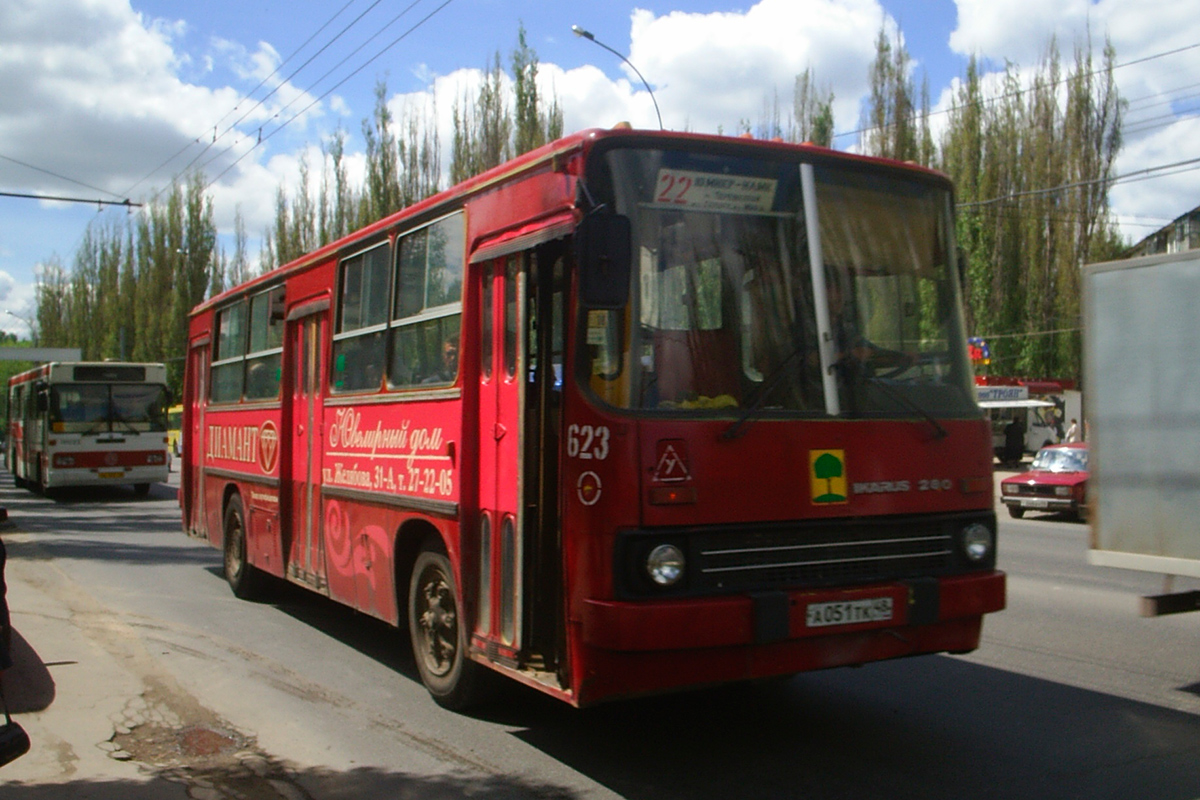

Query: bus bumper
[[575, 571, 1005, 703], [45, 465, 170, 489]]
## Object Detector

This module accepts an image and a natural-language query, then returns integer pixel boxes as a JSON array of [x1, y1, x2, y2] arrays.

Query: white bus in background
[[6, 362, 170, 495]]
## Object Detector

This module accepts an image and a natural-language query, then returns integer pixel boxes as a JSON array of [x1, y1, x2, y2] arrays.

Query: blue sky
[[1, 0, 1197, 339]]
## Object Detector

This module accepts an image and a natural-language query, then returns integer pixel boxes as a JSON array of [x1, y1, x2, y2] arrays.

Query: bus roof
[[7, 361, 168, 387], [191, 126, 953, 319]]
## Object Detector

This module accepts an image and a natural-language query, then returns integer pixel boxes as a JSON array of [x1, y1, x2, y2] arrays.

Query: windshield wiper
[[81, 418, 109, 436], [721, 343, 807, 440], [859, 373, 948, 440], [110, 411, 140, 435]]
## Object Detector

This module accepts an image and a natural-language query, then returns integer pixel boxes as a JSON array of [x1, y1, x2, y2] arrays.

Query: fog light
[[962, 523, 992, 562], [646, 544, 685, 586]]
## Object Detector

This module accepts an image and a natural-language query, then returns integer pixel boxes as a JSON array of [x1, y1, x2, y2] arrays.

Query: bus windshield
[[49, 383, 170, 433], [582, 146, 977, 419]]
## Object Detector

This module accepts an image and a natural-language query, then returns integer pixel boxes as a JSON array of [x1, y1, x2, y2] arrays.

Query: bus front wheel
[[408, 546, 490, 711], [223, 495, 265, 599]]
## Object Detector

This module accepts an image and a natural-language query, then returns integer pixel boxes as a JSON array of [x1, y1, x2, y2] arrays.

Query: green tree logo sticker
[[810, 450, 848, 504]]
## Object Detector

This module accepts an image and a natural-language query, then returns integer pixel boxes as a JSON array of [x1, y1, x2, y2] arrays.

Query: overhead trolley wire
[[122, 0, 372, 200], [171, 0, 391, 182], [202, 0, 458, 191], [196, 0, 435, 182], [0, 191, 141, 208], [956, 156, 1200, 210], [832, 40, 1200, 144], [0, 153, 130, 202]]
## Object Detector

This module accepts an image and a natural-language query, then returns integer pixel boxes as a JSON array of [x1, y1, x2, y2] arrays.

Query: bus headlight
[[53, 454, 75, 467], [646, 544, 685, 587], [961, 523, 993, 562]]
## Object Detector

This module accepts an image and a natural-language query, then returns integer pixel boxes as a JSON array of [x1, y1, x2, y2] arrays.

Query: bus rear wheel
[[408, 546, 490, 711], [223, 495, 265, 599]]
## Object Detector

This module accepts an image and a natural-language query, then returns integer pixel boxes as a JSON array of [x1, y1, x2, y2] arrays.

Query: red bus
[[181, 128, 1004, 709], [7, 361, 171, 495]]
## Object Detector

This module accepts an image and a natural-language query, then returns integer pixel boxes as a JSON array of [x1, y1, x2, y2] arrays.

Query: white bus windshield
[[49, 383, 170, 433]]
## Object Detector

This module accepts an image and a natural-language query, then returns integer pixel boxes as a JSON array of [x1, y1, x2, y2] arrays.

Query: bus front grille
[[616, 512, 993, 598], [692, 526, 954, 592]]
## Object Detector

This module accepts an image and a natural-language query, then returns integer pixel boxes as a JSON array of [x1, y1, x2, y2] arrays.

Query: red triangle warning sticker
[[653, 441, 691, 483]]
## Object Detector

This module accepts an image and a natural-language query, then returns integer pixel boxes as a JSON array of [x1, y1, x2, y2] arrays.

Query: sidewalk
[[2, 522, 195, 797], [0, 474, 310, 799]]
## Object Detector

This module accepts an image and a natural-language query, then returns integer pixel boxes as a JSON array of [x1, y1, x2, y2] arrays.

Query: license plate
[[98, 471, 124, 479], [1022, 498, 1048, 508], [806, 597, 894, 628]]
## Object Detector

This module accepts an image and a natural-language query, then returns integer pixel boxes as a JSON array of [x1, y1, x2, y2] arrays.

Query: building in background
[[1127, 204, 1200, 257]]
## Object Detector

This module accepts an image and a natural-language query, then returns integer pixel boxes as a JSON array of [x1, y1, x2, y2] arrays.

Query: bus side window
[[388, 212, 464, 389], [332, 243, 389, 393], [245, 286, 285, 400], [212, 301, 247, 402]]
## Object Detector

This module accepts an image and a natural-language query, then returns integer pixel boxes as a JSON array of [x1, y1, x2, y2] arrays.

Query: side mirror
[[577, 213, 632, 309], [35, 391, 48, 414]]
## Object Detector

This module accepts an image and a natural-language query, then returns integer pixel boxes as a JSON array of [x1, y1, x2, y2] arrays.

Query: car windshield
[[580, 144, 977, 420], [1032, 447, 1088, 473]]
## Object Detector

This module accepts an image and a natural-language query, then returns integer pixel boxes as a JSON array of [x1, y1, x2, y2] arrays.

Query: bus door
[[477, 257, 525, 660], [185, 341, 209, 540], [476, 245, 565, 675], [285, 310, 328, 592]]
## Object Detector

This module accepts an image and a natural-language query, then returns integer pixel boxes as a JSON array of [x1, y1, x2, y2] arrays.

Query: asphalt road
[[2, 468, 1198, 799]]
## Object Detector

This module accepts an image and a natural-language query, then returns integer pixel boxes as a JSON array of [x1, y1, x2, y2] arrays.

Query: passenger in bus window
[[423, 335, 458, 384], [826, 271, 910, 377]]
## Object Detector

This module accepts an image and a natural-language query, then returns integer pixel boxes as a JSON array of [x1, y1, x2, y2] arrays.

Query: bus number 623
[[567, 424, 610, 461]]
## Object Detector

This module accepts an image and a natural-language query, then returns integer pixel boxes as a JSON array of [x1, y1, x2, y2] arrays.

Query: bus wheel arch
[[406, 527, 491, 710], [223, 489, 266, 599], [393, 519, 440, 634]]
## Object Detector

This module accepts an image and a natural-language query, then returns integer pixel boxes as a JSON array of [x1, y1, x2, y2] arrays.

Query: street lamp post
[[5, 310, 36, 346], [572, 25, 664, 131]]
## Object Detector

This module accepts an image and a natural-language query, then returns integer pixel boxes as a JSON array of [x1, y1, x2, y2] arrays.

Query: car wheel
[[1007, 505, 1025, 519]]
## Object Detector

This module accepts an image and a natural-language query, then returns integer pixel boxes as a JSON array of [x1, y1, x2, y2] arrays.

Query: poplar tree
[[791, 68, 835, 147], [863, 25, 920, 163], [939, 38, 1125, 382]]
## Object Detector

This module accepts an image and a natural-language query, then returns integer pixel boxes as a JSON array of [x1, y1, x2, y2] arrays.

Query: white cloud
[[1110, 116, 1200, 241], [0, 0, 325, 206], [382, 0, 894, 146], [624, 0, 887, 134], [7, 0, 1195, 301]]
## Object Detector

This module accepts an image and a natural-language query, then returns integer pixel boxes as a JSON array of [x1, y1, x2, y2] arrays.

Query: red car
[[1000, 443, 1089, 520]]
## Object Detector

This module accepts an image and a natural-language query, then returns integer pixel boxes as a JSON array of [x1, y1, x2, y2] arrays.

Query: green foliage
[[863, 25, 922, 163], [450, 24, 560, 184], [34, 174, 217, 400], [33, 24, 1125, 404], [938, 37, 1124, 383]]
